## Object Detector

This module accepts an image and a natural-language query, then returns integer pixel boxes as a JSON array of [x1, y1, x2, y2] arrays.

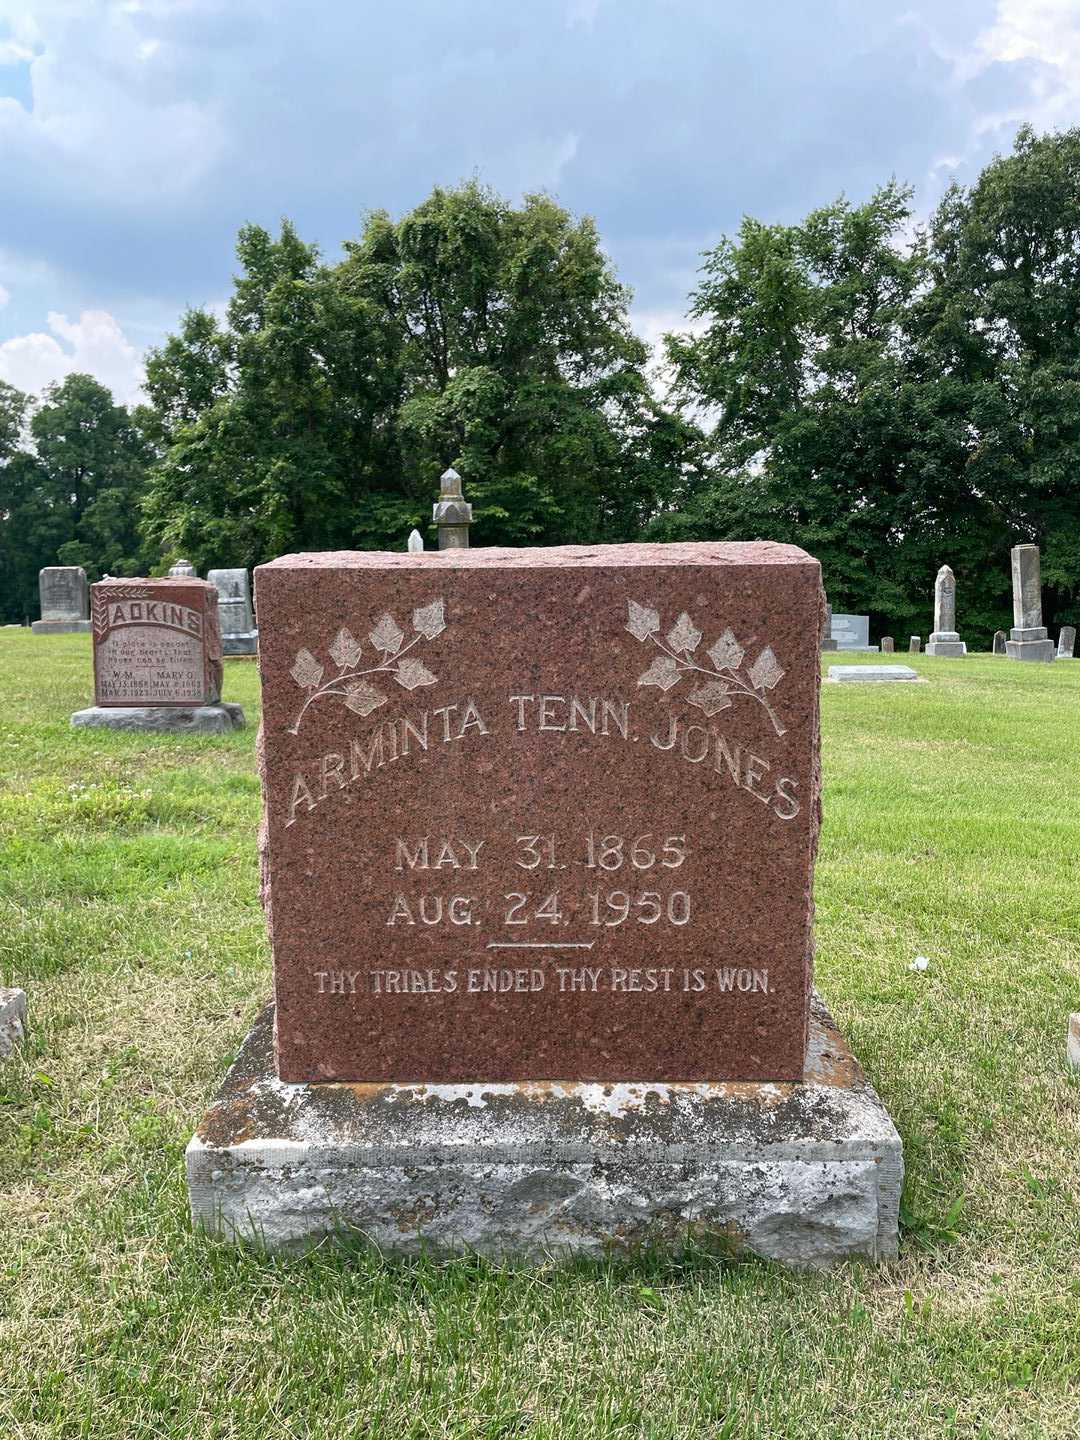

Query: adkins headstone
[[31, 566, 91, 634], [189, 542, 902, 1266], [70, 578, 245, 731], [207, 568, 257, 656]]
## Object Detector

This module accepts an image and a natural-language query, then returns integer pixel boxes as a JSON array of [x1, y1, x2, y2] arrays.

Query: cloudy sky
[[1, 0, 1078, 406]]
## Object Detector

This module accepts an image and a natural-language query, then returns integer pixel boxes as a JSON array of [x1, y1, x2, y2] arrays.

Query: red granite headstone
[[90, 578, 223, 707], [255, 542, 823, 1084]]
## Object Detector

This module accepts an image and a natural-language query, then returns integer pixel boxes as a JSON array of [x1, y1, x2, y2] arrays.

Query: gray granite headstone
[[993, 630, 1007, 655], [925, 565, 966, 657], [169, 559, 198, 578], [207, 568, 257, 656], [831, 613, 871, 650], [880, 636, 894, 653], [31, 566, 91, 634], [909, 636, 921, 654], [1058, 626, 1076, 659], [1006, 545, 1055, 661]]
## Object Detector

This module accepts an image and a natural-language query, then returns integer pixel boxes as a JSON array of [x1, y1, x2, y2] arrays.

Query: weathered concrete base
[[1068, 1014, 1080, 1071], [925, 632, 966, 657], [1005, 638, 1055, 662], [0, 988, 27, 1059], [71, 702, 245, 732], [187, 995, 902, 1269], [31, 619, 91, 634], [827, 665, 924, 684], [222, 633, 258, 656]]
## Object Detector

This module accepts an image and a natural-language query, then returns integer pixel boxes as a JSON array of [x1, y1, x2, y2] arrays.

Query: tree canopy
[[140, 183, 692, 571], [655, 126, 1080, 644], [4, 143, 1080, 641], [0, 374, 152, 622]]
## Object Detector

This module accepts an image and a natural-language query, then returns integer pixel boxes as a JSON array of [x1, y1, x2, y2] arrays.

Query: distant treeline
[[3, 124, 1079, 644]]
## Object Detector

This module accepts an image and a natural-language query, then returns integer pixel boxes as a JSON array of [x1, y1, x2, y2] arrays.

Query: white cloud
[[971, 0, 1080, 130], [0, 309, 145, 404]]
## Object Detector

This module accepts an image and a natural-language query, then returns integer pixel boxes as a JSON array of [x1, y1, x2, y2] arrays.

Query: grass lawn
[[1, 631, 1078, 1440]]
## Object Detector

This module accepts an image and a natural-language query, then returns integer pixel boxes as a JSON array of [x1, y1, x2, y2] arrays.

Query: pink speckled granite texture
[[90, 577, 223, 707], [255, 542, 823, 1084]]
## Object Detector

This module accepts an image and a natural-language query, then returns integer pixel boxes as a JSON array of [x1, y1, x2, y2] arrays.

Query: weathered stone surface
[[1007, 546, 1054, 660], [1058, 626, 1076, 659], [255, 542, 823, 1085], [1011, 545, 1043, 630], [1069, 1014, 1080, 1070], [433, 468, 472, 550], [1005, 638, 1056, 662], [71, 702, 245, 732], [827, 665, 924, 684], [0, 988, 27, 1059], [169, 559, 198, 578], [993, 630, 1007, 655], [32, 566, 91, 634], [909, 636, 921, 654], [89, 577, 223, 706], [830, 613, 869, 649], [880, 637, 894, 653], [187, 993, 902, 1268], [821, 602, 838, 651], [925, 565, 966, 657], [207, 568, 258, 656]]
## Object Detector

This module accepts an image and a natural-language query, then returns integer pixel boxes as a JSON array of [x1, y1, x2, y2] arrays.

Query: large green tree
[[141, 183, 692, 568], [0, 374, 152, 622], [658, 129, 1080, 645]]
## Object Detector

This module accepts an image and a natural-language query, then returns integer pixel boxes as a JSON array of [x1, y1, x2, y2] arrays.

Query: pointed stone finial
[[407, 528, 424, 553], [433, 467, 472, 550]]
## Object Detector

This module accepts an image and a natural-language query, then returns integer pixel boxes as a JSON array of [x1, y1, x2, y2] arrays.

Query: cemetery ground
[[0, 634, 1077, 1440]]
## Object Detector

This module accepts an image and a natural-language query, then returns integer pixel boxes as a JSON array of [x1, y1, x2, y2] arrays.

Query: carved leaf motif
[[626, 599, 661, 642], [412, 598, 446, 640], [290, 649, 324, 690], [666, 611, 702, 654], [329, 626, 363, 670], [707, 627, 744, 671], [748, 645, 784, 691], [393, 657, 438, 691], [343, 679, 386, 716], [687, 681, 733, 717], [638, 655, 682, 692], [370, 613, 404, 655]]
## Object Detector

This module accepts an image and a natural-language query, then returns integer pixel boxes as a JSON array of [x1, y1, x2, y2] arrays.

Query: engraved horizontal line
[[485, 941, 596, 950]]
